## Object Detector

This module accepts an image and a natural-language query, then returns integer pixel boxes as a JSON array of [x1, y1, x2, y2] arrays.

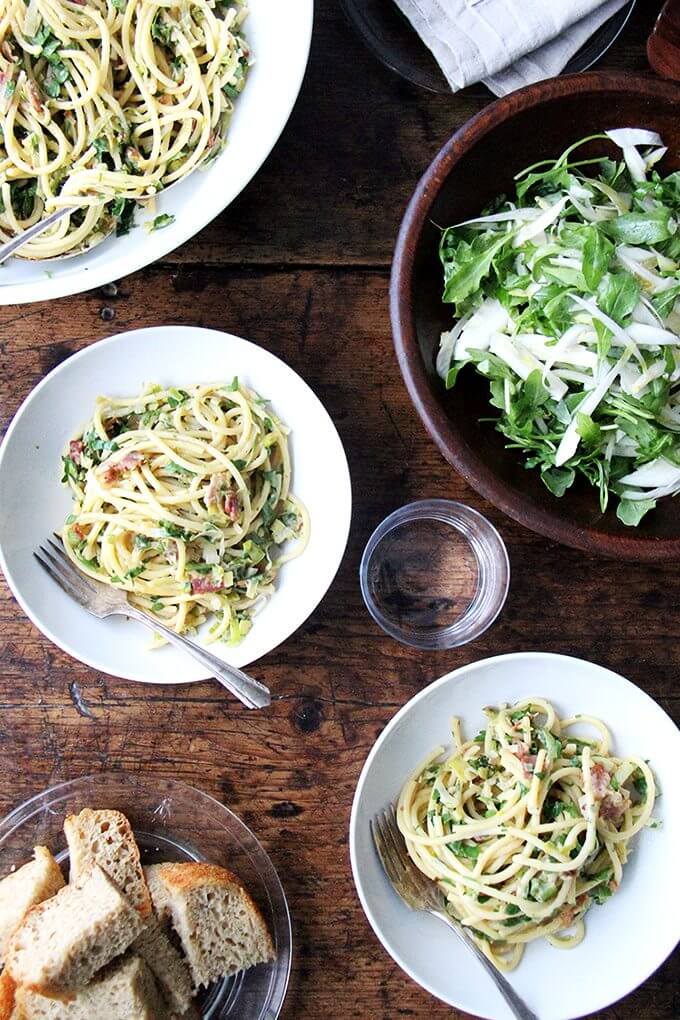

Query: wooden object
[[392, 72, 680, 560], [647, 0, 680, 79], [0, 2, 676, 1017]]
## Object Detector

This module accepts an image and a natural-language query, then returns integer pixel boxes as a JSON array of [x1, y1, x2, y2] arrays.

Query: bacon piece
[[589, 763, 610, 799], [190, 577, 223, 594], [73, 523, 88, 540], [206, 472, 227, 506], [559, 893, 588, 930], [224, 491, 240, 521], [508, 741, 537, 778], [205, 474, 240, 520], [69, 439, 84, 464], [1, 42, 16, 62], [101, 451, 144, 486], [599, 788, 631, 823], [25, 79, 44, 113]]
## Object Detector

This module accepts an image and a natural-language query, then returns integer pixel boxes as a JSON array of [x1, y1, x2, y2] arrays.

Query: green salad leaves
[[437, 129, 680, 525]]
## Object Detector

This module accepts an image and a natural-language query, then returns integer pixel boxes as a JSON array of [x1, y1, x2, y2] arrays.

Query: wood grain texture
[[0, 2, 677, 1018]]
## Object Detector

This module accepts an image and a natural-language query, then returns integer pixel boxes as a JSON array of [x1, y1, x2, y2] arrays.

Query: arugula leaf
[[652, 283, 680, 320], [61, 456, 80, 483], [600, 209, 676, 245], [541, 467, 575, 498], [576, 413, 602, 448], [528, 874, 558, 903], [441, 231, 513, 307], [145, 213, 175, 233], [537, 728, 562, 761], [446, 841, 481, 861], [10, 180, 37, 220], [582, 228, 613, 291], [160, 520, 193, 541], [591, 884, 613, 905], [632, 769, 648, 799], [616, 498, 656, 527], [596, 272, 639, 325]]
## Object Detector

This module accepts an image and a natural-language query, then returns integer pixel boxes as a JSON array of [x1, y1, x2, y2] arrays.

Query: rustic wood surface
[[0, 1, 677, 1017]]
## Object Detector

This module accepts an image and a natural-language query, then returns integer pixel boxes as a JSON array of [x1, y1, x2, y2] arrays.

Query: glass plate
[[0, 773, 291, 1020], [340, 0, 637, 94]]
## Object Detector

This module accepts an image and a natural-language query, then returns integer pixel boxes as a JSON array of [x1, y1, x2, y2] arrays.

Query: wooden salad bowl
[[391, 72, 680, 560]]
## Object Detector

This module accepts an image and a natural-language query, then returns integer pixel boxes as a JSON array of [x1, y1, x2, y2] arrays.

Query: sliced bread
[[0, 970, 17, 1020], [14, 954, 164, 1019], [133, 916, 193, 1015], [142, 866, 171, 922], [5, 864, 144, 995], [63, 810, 152, 919], [0, 849, 65, 962], [171, 1004, 201, 1020], [144, 863, 274, 989]]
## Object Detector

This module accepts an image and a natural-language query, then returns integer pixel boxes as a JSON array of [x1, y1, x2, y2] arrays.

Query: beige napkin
[[392, 0, 629, 96]]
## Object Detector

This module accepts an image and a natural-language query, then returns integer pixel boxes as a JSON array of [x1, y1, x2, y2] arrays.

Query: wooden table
[[0, 2, 677, 1017]]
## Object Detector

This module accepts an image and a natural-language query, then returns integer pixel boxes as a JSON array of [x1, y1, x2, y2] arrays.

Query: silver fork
[[34, 537, 271, 709], [371, 805, 539, 1020]]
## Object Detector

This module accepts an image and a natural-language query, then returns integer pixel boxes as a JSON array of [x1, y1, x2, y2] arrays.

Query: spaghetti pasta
[[60, 380, 309, 644], [0, 0, 249, 258], [397, 698, 656, 971]]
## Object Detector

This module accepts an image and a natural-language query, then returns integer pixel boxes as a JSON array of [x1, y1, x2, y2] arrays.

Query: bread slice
[[133, 916, 193, 1015], [5, 864, 144, 995], [144, 863, 274, 988], [14, 954, 164, 1019], [0, 970, 17, 1020], [171, 1004, 200, 1020], [63, 810, 152, 919], [0, 849, 65, 962], [142, 866, 171, 922]]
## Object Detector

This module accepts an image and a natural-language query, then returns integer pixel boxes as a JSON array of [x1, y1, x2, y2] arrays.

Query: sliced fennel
[[436, 130, 680, 526]]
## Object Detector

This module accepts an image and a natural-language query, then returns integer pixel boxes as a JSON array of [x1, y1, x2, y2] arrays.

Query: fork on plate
[[371, 804, 539, 1020], [34, 537, 271, 710]]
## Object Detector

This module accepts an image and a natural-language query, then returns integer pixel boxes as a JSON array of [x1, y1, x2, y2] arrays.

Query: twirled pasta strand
[[397, 698, 656, 971], [0, 0, 248, 257]]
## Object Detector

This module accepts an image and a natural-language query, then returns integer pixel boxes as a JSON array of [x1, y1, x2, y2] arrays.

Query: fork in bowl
[[371, 804, 539, 1020], [34, 537, 271, 709]]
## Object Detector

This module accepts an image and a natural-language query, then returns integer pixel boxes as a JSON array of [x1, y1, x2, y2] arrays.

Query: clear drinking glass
[[0, 773, 291, 1019], [360, 500, 510, 650]]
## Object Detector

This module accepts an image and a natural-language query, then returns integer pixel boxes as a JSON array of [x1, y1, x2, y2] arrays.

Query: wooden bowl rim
[[391, 71, 680, 561]]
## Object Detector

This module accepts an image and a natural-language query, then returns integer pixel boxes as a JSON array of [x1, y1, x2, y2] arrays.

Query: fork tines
[[371, 803, 437, 911], [34, 537, 96, 608]]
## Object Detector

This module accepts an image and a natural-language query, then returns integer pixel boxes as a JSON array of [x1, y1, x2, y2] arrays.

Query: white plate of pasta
[[349, 653, 680, 1020], [0, 325, 351, 683], [0, 0, 313, 305]]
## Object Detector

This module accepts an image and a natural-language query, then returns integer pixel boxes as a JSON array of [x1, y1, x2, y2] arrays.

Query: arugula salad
[[436, 129, 680, 525]]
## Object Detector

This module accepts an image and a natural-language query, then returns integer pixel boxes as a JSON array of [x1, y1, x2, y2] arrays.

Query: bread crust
[[0, 971, 16, 1020], [63, 810, 152, 920], [148, 862, 273, 956]]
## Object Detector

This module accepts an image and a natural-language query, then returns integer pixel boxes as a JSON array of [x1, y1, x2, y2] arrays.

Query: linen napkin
[[392, 0, 629, 96]]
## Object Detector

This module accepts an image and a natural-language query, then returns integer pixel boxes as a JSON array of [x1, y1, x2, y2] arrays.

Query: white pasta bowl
[[349, 652, 680, 1020], [0, 0, 314, 306], [0, 325, 351, 684]]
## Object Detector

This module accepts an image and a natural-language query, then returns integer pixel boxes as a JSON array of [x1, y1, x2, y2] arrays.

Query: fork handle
[[432, 911, 540, 1020], [121, 605, 271, 709], [0, 207, 73, 264]]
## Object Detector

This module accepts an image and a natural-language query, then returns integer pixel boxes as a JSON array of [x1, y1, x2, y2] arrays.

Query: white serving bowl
[[350, 652, 680, 1020], [0, 0, 314, 305], [0, 325, 351, 684]]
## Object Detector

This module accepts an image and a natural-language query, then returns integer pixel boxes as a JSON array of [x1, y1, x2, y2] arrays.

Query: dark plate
[[340, 0, 637, 94], [390, 73, 680, 560]]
